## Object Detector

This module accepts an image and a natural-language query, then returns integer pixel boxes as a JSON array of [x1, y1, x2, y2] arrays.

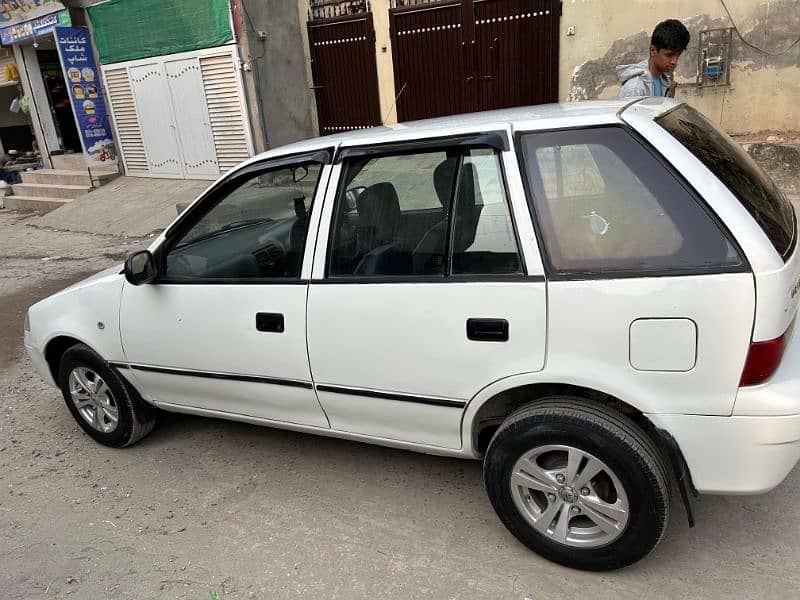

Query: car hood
[[28, 264, 125, 316], [26, 263, 127, 358], [52, 264, 124, 297]]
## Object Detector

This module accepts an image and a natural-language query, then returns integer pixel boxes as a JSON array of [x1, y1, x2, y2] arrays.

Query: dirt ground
[[2, 208, 800, 599]]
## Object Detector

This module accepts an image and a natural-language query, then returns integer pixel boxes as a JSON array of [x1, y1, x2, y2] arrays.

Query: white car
[[24, 98, 800, 570]]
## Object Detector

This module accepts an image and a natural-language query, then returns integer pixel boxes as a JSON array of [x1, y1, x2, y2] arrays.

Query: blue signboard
[[54, 26, 117, 168], [0, 0, 63, 24], [0, 9, 68, 44]]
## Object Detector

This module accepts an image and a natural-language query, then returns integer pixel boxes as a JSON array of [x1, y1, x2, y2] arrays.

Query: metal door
[[129, 63, 183, 177], [390, 0, 473, 121], [389, 0, 560, 121], [474, 0, 560, 111], [164, 57, 219, 178], [307, 14, 383, 135]]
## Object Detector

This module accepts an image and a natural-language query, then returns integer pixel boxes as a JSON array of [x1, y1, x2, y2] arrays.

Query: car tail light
[[740, 329, 789, 386]]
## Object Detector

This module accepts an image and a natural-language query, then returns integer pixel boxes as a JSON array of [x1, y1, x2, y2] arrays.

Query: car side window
[[535, 145, 606, 199], [521, 127, 744, 275], [165, 163, 322, 280], [452, 149, 522, 275], [327, 146, 522, 278]]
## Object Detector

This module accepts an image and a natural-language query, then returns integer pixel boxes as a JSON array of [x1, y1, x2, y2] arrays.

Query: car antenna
[[384, 81, 407, 123]]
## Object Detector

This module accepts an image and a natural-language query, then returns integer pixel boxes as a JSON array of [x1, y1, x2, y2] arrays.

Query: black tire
[[58, 343, 156, 447], [483, 397, 670, 571]]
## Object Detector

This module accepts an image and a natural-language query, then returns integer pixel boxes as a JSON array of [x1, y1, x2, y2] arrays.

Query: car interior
[[163, 147, 524, 281], [329, 150, 520, 277], [524, 131, 741, 273], [165, 166, 318, 280]]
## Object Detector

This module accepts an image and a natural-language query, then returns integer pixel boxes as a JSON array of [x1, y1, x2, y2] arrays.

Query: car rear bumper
[[647, 412, 800, 494], [651, 314, 800, 495]]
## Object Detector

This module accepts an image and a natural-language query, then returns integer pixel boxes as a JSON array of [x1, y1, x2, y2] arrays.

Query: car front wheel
[[58, 343, 156, 448], [483, 398, 670, 571]]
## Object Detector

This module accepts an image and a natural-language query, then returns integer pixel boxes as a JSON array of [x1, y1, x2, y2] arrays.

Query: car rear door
[[305, 132, 547, 450], [517, 123, 755, 417]]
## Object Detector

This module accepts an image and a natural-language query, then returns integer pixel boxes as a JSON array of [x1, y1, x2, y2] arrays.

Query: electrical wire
[[719, 0, 800, 57], [235, 1, 269, 148], [239, 0, 258, 34], [238, 1, 265, 62]]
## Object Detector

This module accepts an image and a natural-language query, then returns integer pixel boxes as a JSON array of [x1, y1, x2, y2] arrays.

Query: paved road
[[1, 208, 798, 599]]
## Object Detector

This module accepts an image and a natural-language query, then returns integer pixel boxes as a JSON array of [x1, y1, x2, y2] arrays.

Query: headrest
[[356, 182, 401, 243], [433, 156, 458, 207]]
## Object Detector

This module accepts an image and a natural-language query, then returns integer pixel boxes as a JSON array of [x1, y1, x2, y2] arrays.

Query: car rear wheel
[[58, 344, 156, 447], [483, 397, 670, 571]]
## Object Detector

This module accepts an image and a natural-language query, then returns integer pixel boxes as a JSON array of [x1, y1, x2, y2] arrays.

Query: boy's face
[[649, 46, 682, 75]]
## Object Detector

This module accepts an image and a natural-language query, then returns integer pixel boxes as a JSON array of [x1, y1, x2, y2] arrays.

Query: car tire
[[483, 397, 670, 571], [58, 343, 156, 448]]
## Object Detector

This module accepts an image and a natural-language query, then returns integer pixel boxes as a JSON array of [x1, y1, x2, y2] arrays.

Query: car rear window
[[657, 105, 796, 261], [520, 126, 743, 276]]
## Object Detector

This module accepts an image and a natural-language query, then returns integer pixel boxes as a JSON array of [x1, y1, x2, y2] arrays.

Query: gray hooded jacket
[[616, 59, 672, 98]]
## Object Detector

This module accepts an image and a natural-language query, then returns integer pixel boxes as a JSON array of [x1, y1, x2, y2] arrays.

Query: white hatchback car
[[25, 98, 800, 570]]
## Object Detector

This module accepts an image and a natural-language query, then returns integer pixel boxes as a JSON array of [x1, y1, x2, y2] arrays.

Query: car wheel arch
[[45, 335, 95, 385], [464, 380, 659, 457]]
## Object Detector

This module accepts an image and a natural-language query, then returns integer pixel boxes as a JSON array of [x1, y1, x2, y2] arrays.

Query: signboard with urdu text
[[0, 0, 63, 24], [54, 26, 118, 168], [0, 8, 68, 44]]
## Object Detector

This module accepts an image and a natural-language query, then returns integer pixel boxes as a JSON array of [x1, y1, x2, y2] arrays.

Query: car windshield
[[657, 104, 795, 261]]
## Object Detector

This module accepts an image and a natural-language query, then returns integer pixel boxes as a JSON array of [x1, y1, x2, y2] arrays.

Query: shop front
[[0, 45, 38, 183], [0, 1, 117, 175]]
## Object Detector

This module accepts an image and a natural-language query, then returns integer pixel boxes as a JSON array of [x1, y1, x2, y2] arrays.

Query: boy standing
[[617, 19, 690, 98]]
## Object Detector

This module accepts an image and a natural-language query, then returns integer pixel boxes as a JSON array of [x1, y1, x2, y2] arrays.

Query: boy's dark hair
[[651, 19, 690, 52]]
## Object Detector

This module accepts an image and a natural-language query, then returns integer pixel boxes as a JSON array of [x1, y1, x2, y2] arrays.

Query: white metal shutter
[[104, 67, 149, 175], [164, 58, 219, 178], [200, 54, 250, 174]]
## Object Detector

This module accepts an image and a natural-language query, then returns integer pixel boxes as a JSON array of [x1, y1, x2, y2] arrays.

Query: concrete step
[[51, 153, 88, 171], [21, 169, 119, 187], [3, 195, 71, 213], [92, 165, 120, 175], [22, 169, 91, 186], [11, 182, 90, 200], [49, 153, 122, 179], [91, 168, 121, 181]]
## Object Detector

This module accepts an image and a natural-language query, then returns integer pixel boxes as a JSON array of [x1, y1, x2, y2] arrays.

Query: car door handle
[[256, 312, 284, 333], [467, 318, 509, 342]]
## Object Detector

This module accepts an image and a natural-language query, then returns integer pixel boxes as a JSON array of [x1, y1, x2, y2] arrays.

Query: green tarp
[[87, 0, 232, 64]]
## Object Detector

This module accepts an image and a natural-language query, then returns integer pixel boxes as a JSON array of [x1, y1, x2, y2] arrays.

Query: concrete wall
[[308, 1, 798, 137], [297, 1, 320, 138], [563, 0, 800, 134], [372, 0, 399, 125], [239, 0, 317, 151]]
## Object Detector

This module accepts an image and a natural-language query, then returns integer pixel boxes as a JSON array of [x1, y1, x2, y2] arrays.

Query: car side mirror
[[124, 250, 157, 285], [293, 165, 309, 183]]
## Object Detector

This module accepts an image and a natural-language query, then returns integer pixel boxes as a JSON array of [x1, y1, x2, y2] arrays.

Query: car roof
[[248, 98, 680, 164]]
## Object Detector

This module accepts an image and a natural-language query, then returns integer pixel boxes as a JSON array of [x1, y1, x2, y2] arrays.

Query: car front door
[[118, 152, 331, 427], [306, 133, 547, 449]]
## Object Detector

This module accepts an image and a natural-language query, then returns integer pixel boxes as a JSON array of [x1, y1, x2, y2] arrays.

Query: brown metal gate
[[390, 0, 560, 122], [307, 14, 383, 135]]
